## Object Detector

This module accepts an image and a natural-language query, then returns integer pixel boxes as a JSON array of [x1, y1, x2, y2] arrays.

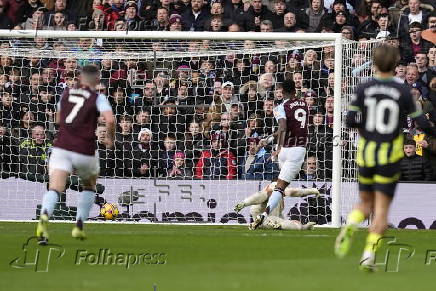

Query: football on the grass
[[100, 203, 119, 220]]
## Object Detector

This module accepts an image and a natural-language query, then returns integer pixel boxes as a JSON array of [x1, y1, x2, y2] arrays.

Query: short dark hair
[[282, 79, 296, 94], [81, 64, 100, 75], [404, 139, 416, 146], [409, 22, 423, 30], [119, 115, 133, 123], [373, 45, 399, 73]]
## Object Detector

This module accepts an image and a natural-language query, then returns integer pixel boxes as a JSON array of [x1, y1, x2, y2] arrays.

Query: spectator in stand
[[181, 0, 210, 31], [260, 98, 276, 135], [401, 22, 433, 63], [324, 96, 334, 128], [158, 133, 177, 176], [152, 98, 185, 140], [358, 0, 382, 38], [22, 0, 44, 24], [195, 131, 237, 180], [299, 156, 324, 180], [238, 137, 279, 180], [398, 0, 432, 39], [134, 80, 156, 110], [96, 124, 115, 177], [223, 0, 254, 31], [104, 0, 125, 31], [210, 0, 224, 18], [208, 14, 225, 31], [132, 128, 157, 177], [422, 13, 436, 44], [18, 123, 52, 180], [401, 139, 433, 181], [416, 51, 432, 85], [0, 0, 13, 29], [182, 121, 205, 170], [341, 25, 355, 40], [88, 8, 105, 30], [305, 0, 327, 32], [0, 90, 19, 129], [209, 81, 238, 115], [260, 19, 273, 32], [109, 87, 133, 116], [167, 151, 193, 178], [395, 62, 407, 82], [132, 109, 152, 138], [114, 114, 134, 177], [13, 110, 36, 140], [405, 63, 429, 97], [150, 7, 169, 31], [210, 112, 240, 153], [22, 6, 46, 29], [249, 0, 274, 31], [47, 0, 75, 23], [270, 0, 286, 30], [124, 1, 142, 31], [275, 11, 300, 32], [45, 11, 68, 30], [240, 81, 262, 116]]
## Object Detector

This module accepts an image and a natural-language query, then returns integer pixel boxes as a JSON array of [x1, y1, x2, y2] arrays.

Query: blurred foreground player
[[36, 65, 115, 244], [335, 45, 436, 271], [234, 183, 319, 230], [250, 79, 309, 230]]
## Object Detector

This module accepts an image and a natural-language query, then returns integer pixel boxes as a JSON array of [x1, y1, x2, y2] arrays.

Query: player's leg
[[284, 187, 320, 197], [335, 166, 375, 258], [359, 188, 394, 271], [71, 152, 100, 239], [251, 147, 306, 230], [335, 190, 374, 258], [359, 163, 399, 271], [234, 189, 268, 213], [37, 148, 72, 244]]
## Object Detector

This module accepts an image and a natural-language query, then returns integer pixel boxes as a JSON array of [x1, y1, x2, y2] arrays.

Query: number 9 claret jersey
[[275, 98, 309, 147]]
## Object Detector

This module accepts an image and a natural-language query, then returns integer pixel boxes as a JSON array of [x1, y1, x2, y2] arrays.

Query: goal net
[[0, 30, 379, 226]]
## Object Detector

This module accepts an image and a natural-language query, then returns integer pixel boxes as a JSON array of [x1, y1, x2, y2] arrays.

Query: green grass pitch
[[1, 222, 435, 291]]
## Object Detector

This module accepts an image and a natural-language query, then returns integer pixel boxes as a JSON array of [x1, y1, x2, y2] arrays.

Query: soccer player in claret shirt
[[250, 79, 309, 230], [36, 65, 116, 244], [335, 45, 436, 271]]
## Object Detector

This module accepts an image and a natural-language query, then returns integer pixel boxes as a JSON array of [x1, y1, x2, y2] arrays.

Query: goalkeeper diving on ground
[[234, 182, 319, 230]]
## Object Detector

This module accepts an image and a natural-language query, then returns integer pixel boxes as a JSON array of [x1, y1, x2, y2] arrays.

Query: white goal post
[[0, 30, 376, 227]]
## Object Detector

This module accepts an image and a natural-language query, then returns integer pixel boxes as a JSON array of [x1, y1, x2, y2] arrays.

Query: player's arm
[[97, 94, 115, 148], [276, 118, 287, 152], [274, 103, 287, 152], [345, 92, 363, 129], [102, 110, 115, 148]]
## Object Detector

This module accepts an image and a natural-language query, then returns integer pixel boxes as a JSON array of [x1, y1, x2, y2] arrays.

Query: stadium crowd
[[0, 0, 436, 182]]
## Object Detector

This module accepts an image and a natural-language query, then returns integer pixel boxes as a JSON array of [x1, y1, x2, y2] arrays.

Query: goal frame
[[0, 30, 343, 228]]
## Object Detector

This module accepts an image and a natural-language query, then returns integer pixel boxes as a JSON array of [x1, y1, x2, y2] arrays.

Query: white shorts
[[278, 146, 306, 183], [49, 147, 99, 180]]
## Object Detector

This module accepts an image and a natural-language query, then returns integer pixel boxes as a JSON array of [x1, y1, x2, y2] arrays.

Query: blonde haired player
[[234, 182, 319, 230]]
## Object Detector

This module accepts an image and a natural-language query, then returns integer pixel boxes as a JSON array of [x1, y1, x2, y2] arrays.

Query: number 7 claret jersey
[[348, 78, 418, 143], [275, 98, 309, 147], [54, 87, 108, 156]]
